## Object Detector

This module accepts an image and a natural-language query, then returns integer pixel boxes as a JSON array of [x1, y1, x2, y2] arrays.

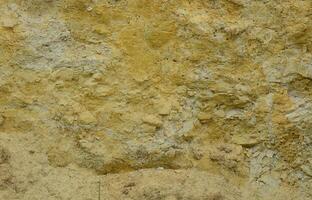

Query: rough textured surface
[[0, 0, 312, 199]]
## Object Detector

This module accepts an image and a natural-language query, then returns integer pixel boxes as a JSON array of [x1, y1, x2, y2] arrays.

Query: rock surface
[[0, 0, 312, 199]]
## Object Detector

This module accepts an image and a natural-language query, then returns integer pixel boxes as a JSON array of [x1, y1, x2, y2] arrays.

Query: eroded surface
[[0, 0, 312, 199]]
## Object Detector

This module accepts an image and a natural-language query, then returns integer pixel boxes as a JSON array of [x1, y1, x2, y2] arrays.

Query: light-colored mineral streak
[[0, 0, 312, 199]]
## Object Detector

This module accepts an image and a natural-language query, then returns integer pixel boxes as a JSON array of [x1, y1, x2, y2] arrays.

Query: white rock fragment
[[157, 167, 164, 170]]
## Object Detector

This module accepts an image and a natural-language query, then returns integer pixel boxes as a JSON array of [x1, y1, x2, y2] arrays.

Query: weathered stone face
[[0, 0, 312, 199]]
